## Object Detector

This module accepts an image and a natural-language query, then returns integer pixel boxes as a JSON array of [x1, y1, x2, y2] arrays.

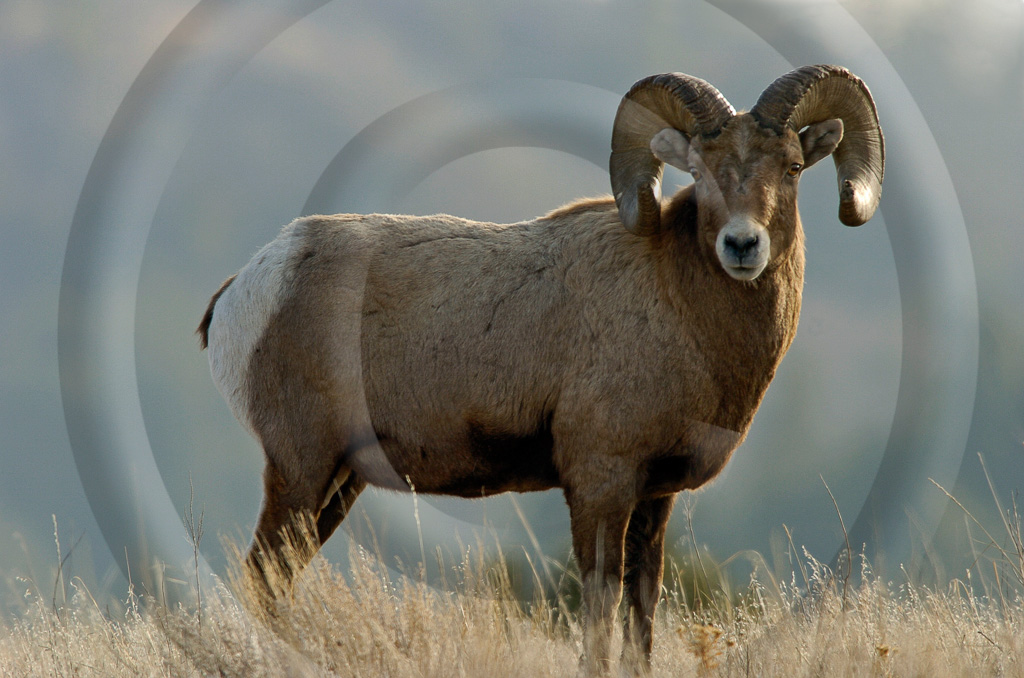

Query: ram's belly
[[359, 295, 565, 497], [375, 425, 560, 497]]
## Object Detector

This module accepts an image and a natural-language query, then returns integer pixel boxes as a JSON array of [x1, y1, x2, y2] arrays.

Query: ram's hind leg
[[244, 437, 358, 610], [317, 472, 366, 544]]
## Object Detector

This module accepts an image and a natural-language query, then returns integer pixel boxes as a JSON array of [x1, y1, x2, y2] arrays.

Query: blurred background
[[1, 0, 1022, 610]]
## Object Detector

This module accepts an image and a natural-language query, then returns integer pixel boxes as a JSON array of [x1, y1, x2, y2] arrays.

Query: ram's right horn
[[610, 73, 735, 236]]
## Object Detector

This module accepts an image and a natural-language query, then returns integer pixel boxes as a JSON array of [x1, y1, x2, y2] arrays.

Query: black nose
[[724, 234, 759, 259]]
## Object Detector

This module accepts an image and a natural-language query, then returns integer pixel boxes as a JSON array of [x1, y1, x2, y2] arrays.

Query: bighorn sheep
[[199, 65, 883, 675]]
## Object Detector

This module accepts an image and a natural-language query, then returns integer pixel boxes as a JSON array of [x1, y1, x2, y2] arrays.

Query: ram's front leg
[[566, 479, 635, 676], [620, 495, 676, 675]]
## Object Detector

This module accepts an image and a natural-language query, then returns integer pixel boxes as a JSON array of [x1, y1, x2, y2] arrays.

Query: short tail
[[197, 274, 238, 350]]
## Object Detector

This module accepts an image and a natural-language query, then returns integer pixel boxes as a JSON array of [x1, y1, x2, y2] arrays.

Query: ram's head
[[610, 65, 885, 281]]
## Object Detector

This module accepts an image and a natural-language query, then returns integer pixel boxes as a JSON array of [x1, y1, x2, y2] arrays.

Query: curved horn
[[751, 65, 885, 226], [610, 73, 735, 236]]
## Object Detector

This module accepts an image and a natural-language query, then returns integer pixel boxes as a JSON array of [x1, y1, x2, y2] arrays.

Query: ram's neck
[[656, 194, 805, 434]]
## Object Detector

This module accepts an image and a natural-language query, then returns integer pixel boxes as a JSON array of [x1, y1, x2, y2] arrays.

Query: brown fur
[[203, 113, 854, 676]]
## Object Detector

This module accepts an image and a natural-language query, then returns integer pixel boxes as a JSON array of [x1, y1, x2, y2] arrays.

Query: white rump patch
[[206, 222, 302, 434]]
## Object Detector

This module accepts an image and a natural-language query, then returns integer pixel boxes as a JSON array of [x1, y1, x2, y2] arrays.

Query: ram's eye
[[787, 163, 802, 177], [689, 168, 702, 181]]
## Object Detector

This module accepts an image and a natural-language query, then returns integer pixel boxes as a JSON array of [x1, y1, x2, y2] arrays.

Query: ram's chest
[[696, 278, 801, 418], [630, 288, 801, 496]]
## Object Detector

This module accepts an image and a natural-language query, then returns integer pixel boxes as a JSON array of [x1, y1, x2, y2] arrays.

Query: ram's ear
[[650, 128, 691, 170], [800, 119, 843, 168]]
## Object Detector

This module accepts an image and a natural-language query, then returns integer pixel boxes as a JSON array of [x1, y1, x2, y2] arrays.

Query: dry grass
[[5, 469, 1024, 677], [2, 536, 1024, 678]]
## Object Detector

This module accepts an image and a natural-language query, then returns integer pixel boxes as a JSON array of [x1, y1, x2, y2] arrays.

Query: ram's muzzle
[[716, 216, 770, 280]]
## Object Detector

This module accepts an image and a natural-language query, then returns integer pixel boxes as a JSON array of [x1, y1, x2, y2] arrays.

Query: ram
[[199, 65, 883, 675]]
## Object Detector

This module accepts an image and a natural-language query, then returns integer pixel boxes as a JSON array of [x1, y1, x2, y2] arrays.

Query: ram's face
[[686, 114, 806, 281], [651, 112, 843, 282]]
